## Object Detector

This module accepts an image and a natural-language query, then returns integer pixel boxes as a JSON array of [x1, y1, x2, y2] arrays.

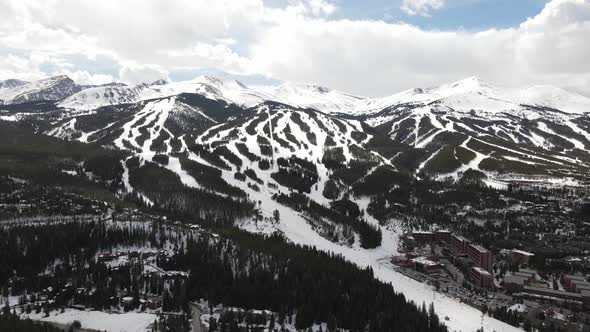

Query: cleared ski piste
[[241, 194, 523, 332]]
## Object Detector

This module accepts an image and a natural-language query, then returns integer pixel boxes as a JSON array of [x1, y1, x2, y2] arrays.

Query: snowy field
[[276, 211, 522, 332], [24, 309, 156, 332], [239, 191, 523, 332]]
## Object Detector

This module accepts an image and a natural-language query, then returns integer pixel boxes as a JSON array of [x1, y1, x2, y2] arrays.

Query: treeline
[[178, 156, 247, 197], [179, 229, 445, 332], [0, 220, 192, 317], [485, 306, 532, 332], [0, 178, 110, 220], [127, 159, 255, 225], [271, 157, 319, 193], [1, 219, 446, 332], [0, 220, 179, 293], [273, 192, 382, 248], [0, 122, 127, 203], [0, 312, 62, 332]]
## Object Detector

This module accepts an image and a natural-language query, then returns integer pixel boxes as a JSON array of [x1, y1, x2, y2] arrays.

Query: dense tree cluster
[[273, 192, 382, 248], [179, 230, 445, 332], [0, 123, 127, 203], [0, 219, 445, 332], [235, 143, 260, 162], [0, 312, 62, 332], [187, 144, 232, 171], [271, 157, 319, 193], [178, 157, 247, 197], [128, 161, 255, 224], [0, 179, 110, 220], [322, 179, 341, 200]]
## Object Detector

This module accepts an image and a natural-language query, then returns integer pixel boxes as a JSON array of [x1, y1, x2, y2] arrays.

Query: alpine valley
[[1, 74, 590, 332]]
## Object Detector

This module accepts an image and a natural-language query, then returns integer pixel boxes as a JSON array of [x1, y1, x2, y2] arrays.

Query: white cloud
[[160, 42, 256, 76], [61, 70, 115, 86], [306, 0, 337, 16], [0, 0, 589, 97], [400, 0, 444, 17], [250, 0, 590, 96], [0, 54, 46, 82], [119, 65, 169, 85]]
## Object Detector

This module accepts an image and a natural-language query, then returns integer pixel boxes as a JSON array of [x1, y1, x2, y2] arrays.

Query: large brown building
[[435, 230, 452, 243], [470, 267, 494, 289], [412, 230, 452, 243], [450, 235, 470, 254], [503, 275, 529, 292], [521, 286, 590, 305], [412, 231, 435, 243], [466, 243, 493, 272], [412, 257, 443, 274], [510, 249, 534, 265], [570, 279, 590, 293], [563, 274, 589, 292]]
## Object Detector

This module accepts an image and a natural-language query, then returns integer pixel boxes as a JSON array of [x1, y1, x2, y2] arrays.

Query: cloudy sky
[[0, 0, 588, 97]]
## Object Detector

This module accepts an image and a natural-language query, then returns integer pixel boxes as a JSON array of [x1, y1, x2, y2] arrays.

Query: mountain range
[[2, 73, 588, 332], [2, 74, 589, 185]]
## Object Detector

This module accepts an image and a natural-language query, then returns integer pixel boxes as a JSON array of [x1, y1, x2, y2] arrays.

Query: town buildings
[[466, 243, 493, 272], [470, 267, 494, 289]]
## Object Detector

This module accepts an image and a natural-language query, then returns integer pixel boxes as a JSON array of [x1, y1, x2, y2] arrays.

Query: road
[[191, 303, 205, 332]]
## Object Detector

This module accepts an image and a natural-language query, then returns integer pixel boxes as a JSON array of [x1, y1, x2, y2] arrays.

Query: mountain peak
[[233, 79, 248, 89], [149, 79, 168, 86], [47, 75, 72, 82], [0, 75, 80, 105], [448, 76, 493, 89], [277, 82, 332, 94], [0, 79, 28, 89], [196, 75, 224, 86]]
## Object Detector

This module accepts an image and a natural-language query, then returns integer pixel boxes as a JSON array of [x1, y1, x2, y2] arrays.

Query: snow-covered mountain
[[4, 73, 590, 181], [359, 77, 590, 182], [8, 73, 590, 116], [362, 76, 590, 116], [5, 73, 586, 332], [0, 79, 28, 90], [49, 93, 247, 146], [257, 82, 364, 114], [58, 75, 364, 113], [0, 75, 82, 105]]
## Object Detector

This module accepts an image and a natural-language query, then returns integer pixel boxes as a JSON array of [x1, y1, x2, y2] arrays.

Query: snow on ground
[[416, 147, 442, 175], [508, 303, 527, 313], [0, 115, 17, 121], [362, 76, 590, 115], [434, 137, 489, 181], [483, 179, 509, 190], [54, 83, 532, 331], [537, 121, 586, 151], [24, 309, 157, 332], [120, 158, 153, 206], [234, 179, 521, 332], [4, 295, 20, 307], [270, 203, 521, 332], [189, 106, 521, 331]]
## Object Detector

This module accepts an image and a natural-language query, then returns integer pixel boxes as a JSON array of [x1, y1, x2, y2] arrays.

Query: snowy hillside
[[258, 82, 364, 114], [5, 74, 590, 116], [362, 76, 590, 116], [358, 77, 590, 181], [8, 74, 576, 332], [79, 99, 519, 332], [4, 73, 590, 182], [59, 75, 364, 113], [0, 79, 28, 90], [0, 75, 82, 105], [49, 93, 246, 147]]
